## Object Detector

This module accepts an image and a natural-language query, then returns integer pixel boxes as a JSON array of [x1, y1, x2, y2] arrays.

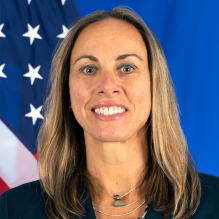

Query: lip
[[91, 101, 128, 110], [90, 101, 128, 121]]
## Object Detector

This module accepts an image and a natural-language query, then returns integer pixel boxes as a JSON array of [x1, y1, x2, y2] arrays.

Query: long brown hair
[[38, 7, 201, 219]]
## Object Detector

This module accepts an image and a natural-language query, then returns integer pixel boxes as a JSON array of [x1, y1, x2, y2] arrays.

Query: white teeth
[[94, 108, 100, 114], [94, 106, 126, 116], [104, 107, 109, 115], [114, 106, 118, 114], [109, 107, 114, 115]]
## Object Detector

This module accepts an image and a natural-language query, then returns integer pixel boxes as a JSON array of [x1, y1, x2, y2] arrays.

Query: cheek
[[69, 80, 92, 110], [130, 77, 150, 97], [142, 84, 151, 108], [131, 80, 151, 112]]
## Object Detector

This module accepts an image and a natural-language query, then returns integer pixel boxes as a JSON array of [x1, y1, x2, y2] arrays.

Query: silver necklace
[[93, 193, 146, 209], [94, 182, 141, 207], [93, 200, 147, 217]]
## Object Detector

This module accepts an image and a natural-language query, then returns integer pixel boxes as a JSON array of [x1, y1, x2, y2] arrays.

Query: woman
[[0, 7, 218, 219]]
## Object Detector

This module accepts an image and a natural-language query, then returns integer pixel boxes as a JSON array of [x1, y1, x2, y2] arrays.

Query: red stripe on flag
[[34, 152, 38, 160], [0, 177, 10, 196]]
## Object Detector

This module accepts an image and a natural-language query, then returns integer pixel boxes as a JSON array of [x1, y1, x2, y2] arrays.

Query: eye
[[81, 65, 97, 74], [119, 64, 135, 73]]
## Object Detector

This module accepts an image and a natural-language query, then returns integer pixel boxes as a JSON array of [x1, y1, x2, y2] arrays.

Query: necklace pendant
[[114, 195, 126, 207]]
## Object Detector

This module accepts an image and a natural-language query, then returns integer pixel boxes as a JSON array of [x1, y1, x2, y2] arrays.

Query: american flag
[[0, 0, 80, 195]]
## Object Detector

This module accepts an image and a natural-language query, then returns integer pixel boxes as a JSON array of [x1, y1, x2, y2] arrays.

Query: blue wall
[[75, 0, 219, 177]]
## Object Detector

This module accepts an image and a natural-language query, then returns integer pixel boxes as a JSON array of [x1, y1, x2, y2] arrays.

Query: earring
[[69, 106, 73, 111]]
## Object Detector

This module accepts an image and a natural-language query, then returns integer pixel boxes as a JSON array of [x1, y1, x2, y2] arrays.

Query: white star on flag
[[23, 24, 42, 45], [0, 24, 6, 38], [61, 0, 66, 5], [25, 104, 44, 125], [57, 25, 69, 38], [28, 0, 32, 4], [0, 64, 7, 78], [23, 64, 43, 85]]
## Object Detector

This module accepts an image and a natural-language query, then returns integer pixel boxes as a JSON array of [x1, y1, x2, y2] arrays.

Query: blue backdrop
[[74, 0, 219, 177]]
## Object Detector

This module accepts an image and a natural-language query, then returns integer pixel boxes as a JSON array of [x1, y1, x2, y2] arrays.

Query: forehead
[[71, 19, 147, 60]]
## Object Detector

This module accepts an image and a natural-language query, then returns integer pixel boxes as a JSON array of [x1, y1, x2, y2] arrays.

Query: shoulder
[[199, 172, 219, 199], [0, 180, 47, 219], [192, 173, 219, 218], [146, 173, 219, 219], [4, 180, 42, 198], [199, 172, 219, 184]]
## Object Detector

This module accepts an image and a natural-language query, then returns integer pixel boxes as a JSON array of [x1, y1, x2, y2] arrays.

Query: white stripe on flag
[[0, 120, 39, 188], [0, 170, 13, 188]]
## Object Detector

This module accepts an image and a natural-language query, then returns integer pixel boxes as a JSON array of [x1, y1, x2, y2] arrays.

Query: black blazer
[[0, 173, 218, 219]]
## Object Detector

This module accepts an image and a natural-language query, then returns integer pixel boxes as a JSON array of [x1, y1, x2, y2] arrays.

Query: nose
[[95, 70, 122, 97]]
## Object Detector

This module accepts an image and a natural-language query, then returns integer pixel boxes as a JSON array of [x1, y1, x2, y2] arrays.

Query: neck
[[85, 130, 149, 197]]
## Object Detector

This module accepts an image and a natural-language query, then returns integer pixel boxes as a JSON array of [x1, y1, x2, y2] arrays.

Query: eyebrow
[[74, 55, 98, 64], [116, 54, 143, 61], [74, 53, 143, 64]]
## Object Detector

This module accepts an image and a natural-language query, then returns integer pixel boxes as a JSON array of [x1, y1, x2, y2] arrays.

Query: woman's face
[[69, 19, 151, 143]]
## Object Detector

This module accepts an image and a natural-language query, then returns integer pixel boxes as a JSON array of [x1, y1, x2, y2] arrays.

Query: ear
[[69, 99, 72, 111]]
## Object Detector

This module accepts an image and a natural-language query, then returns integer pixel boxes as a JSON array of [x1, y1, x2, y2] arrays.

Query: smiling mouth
[[92, 106, 127, 116]]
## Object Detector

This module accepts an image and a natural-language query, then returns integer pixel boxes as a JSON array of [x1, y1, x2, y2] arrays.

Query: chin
[[92, 131, 130, 143]]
